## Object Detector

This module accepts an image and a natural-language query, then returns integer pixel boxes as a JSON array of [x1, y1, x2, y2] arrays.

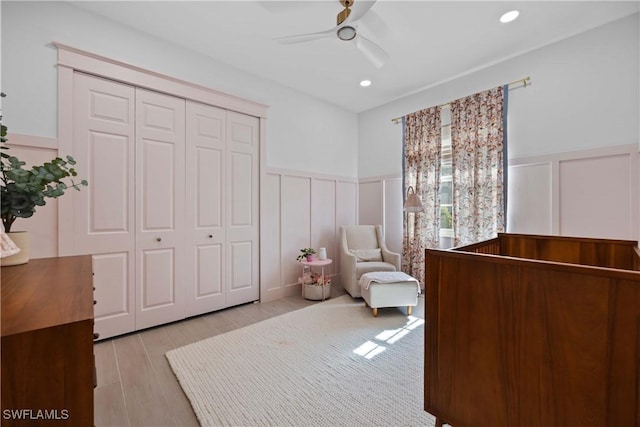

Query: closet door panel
[[135, 89, 186, 329], [140, 139, 177, 230], [141, 248, 175, 307], [196, 245, 223, 294], [90, 133, 129, 233], [230, 241, 253, 290], [230, 152, 254, 226], [186, 102, 226, 315], [73, 72, 136, 339], [92, 252, 132, 339], [226, 112, 259, 306]]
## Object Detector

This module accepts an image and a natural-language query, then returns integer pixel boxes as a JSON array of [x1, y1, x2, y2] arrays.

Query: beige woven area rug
[[166, 294, 435, 427]]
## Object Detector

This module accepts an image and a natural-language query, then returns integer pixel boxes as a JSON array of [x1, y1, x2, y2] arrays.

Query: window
[[439, 106, 454, 247]]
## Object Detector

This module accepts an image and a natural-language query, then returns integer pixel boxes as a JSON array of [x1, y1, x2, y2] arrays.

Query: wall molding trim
[[359, 173, 402, 183], [6, 133, 57, 150], [509, 144, 638, 166], [264, 166, 357, 183]]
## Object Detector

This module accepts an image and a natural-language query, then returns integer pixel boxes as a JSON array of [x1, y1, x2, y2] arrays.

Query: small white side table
[[299, 258, 332, 300]]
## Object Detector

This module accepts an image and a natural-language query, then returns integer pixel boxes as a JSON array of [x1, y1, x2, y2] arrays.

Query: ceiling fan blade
[[346, 0, 377, 24], [356, 34, 389, 68], [275, 28, 335, 45], [258, 1, 304, 13]]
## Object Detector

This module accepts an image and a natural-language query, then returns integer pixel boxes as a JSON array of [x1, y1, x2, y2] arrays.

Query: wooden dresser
[[1, 256, 94, 426]]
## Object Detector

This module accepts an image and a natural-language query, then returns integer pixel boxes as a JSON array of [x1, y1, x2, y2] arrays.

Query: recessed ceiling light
[[500, 10, 520, 23], [360, 80, 372, 87]]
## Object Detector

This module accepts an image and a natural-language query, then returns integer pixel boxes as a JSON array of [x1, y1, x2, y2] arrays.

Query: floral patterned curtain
[[402, 106, 441, 285], [450, 86, 505, 246]]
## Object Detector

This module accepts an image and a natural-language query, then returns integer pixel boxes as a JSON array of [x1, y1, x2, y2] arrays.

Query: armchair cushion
[[356, 261, 398, 277], [349, 248, 382, 262]]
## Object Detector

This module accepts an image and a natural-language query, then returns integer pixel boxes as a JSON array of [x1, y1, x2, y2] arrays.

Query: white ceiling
[[68, 1, 639, 112]]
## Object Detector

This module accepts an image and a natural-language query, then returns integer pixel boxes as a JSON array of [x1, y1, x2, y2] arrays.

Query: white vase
[[0, 231, 30, 266]]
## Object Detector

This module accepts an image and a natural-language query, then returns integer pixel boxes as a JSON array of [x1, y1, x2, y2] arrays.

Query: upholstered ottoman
[[358, 271, 420, 317]]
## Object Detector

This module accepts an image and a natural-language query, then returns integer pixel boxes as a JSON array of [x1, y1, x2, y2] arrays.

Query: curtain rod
[[390, 76, 531, 124]]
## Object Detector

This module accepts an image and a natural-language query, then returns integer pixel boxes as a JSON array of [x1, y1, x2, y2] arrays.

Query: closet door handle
[[156, 237, 162, 242], [208, 234, 213, 238]]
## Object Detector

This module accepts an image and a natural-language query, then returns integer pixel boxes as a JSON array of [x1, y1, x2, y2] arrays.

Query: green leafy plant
[[0, 93, 88, 232], [296, 247, 317, 262]]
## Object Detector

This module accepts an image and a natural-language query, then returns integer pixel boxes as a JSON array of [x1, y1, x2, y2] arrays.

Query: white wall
[[1, 1, 358, 177], [358, 14, 640, 243]]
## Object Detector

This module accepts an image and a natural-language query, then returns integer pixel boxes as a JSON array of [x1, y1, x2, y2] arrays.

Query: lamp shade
[[404, 186, 424, 212]]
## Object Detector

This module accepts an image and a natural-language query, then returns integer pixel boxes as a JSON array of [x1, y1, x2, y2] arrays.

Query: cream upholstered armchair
[[339, 225, 401, 298]]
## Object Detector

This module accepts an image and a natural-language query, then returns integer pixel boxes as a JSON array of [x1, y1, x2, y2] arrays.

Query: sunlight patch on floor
[[353, 316, 425, 359]]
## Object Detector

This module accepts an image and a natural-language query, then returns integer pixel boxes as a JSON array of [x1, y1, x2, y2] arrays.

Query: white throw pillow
[[350, 248, 382, 262]]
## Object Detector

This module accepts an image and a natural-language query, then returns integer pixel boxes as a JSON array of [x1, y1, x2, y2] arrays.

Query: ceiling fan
[[275, 0, 390, 68]]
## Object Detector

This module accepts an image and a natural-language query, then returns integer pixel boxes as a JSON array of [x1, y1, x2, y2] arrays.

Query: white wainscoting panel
[[260, 169, 357, 302], [335, 180, 358, 275], [280, 175, 312, 290], [358, 176, 403, 256], [384, 177, 403, 254], [261, 174, 282, 297], [336, 181, 358, 229], [312, 179, 337, 277], [559, 153, 634, 239], [507, 162, 553, 235], [358, 180, 383, 226], [509, 145, 638, 241]]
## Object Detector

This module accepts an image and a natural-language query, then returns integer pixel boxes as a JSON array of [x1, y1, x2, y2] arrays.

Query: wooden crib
[[424, 233, 640, 427]]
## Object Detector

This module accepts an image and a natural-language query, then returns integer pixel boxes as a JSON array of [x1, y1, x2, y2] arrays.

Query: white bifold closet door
[[71, 72, 259, 339], [134, 89, 187, 329], [185, 102, 226, 315], [73, 73, 136, 339], [185, 103, 260, 316], [224, 110, 260, 306]]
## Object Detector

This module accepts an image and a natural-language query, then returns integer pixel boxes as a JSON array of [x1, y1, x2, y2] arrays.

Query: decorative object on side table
[[296, 247, 317, 262], [0, 93, 88, 266]]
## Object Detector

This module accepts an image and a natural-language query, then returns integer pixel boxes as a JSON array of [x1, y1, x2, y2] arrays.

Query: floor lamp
[[404, 185, 424, 213], [403, 186, 425, 255]]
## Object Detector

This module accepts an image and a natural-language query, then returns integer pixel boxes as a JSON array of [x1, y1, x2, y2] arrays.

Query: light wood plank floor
[[94, 288, 425, 426]]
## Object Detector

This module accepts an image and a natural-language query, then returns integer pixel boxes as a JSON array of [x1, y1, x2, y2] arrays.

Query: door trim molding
[[54, 42, 268, 119]]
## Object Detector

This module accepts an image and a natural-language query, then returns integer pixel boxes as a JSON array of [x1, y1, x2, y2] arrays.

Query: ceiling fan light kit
[[337, 26, 357, 41], [276, 0, 389, 68]]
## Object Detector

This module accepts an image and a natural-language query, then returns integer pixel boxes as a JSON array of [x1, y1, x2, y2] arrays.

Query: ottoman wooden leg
[[407, 305, 412, 315], [372, 307, 378, 317]]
